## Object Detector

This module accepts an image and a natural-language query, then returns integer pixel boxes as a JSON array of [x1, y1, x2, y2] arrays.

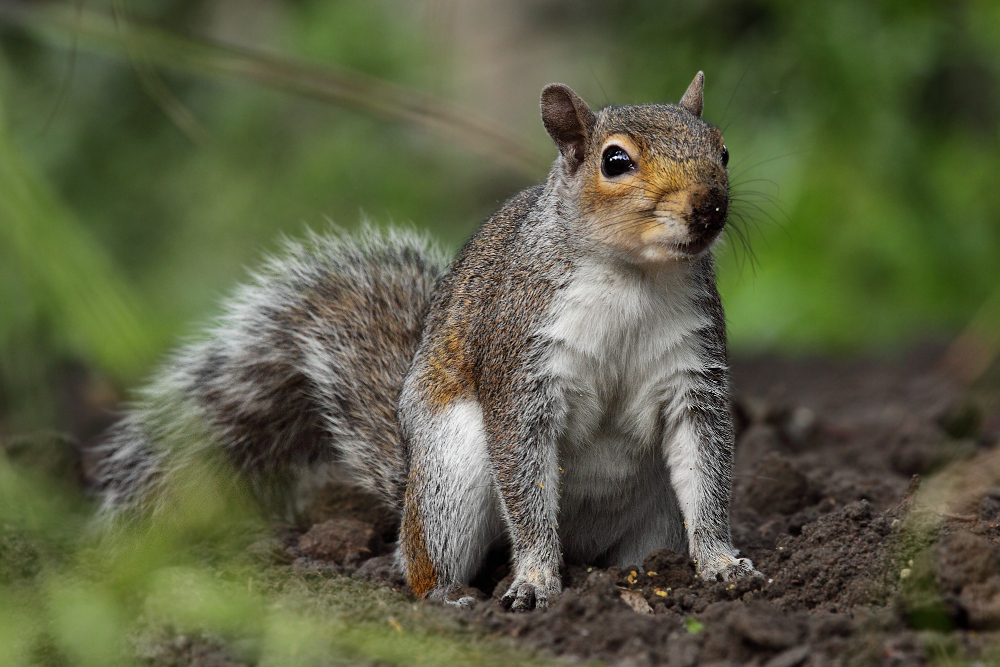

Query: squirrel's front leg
[[484, 383, 564, 612], [664, 368, 761, 582]]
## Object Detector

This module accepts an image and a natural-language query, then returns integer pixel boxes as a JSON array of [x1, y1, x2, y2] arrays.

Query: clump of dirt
[[298, 482, 399, 541], [742, 451, 815, 515], [297, 346, 1000, 665], [282, 480, 399, 576], [935, 531, 1000, 630], [297, 518, 383, 566]]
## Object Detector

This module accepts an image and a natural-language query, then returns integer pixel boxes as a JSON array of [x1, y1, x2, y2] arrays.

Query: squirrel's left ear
[[678, 71, 705, 117], [541, 84, 597, 170]]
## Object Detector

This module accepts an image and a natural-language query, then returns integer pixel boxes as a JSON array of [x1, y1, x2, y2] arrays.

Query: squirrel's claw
[[500, 574, 560, 612], [501, 580, 544, 612]]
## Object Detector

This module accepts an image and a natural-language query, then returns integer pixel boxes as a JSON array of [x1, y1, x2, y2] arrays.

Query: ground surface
[[287, 346, 1000, 666], [7, 346, 1000, 666]]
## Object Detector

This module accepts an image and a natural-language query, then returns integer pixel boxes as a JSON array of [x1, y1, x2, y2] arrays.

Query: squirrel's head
[[541, 73, 728, 264]]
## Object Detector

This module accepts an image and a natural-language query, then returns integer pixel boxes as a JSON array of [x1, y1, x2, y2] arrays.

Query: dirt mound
[[291, 348, 1000, 665]]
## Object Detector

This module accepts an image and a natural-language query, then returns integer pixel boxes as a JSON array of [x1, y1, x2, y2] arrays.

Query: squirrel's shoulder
[[424, 183, 564, 308], [431, 183, 575, 315], [452, 184, 547, 265], [404, 184, 576, 408]]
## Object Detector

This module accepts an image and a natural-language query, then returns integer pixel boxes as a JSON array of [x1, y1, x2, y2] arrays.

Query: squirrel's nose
[[690, 186, 728, 234]]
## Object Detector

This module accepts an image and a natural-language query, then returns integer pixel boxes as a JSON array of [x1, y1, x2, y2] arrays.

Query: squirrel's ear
[[541, 84, 596, 170], [678, 71, 705, 117]]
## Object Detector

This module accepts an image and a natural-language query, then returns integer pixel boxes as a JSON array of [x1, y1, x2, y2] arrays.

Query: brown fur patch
[[420, 327, 475, 412], [400, 472, 438, 597]]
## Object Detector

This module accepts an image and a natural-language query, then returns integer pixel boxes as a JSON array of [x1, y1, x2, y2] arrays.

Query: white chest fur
[[543, 257, 711, 549]]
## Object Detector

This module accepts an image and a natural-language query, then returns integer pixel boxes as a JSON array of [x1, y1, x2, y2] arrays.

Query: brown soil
[[290, 346, 1000, 666]]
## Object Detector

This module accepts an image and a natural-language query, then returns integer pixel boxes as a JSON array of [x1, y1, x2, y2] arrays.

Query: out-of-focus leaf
[[0, 95, 159, 380]]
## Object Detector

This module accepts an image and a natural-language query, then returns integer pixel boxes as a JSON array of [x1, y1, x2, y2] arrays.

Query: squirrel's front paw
[[698, 555, 763, 582], [500, 569, 561, 612]]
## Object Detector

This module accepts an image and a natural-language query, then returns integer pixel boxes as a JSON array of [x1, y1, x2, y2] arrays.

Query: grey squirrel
[[93, 72, 761, 611]]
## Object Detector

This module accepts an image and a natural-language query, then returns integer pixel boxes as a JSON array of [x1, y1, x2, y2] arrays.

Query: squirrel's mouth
[[681, 186, 728, 254], [631, 215, 725, 263], [630, 226, 723, 264], [669, 236, 714, 257], [660, 230, 722, 259], [644, 211, 726, 259], [673, 218, 727, 256]]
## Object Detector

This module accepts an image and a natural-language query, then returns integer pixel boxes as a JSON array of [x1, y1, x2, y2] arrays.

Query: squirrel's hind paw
[[698, 555, 763, 582], [426, 585, 480, 609], [446, 596, 479, 609]]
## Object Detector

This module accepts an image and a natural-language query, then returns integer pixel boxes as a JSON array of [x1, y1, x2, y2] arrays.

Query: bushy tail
[[91, 227, 448, 521]]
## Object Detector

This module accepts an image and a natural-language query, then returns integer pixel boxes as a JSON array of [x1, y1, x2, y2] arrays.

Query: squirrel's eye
[[601, 146, 635, 178], [721, 145, 729, 168]]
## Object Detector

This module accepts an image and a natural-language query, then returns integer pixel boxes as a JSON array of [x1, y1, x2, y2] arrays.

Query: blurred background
[[1, 0, 999, 437]]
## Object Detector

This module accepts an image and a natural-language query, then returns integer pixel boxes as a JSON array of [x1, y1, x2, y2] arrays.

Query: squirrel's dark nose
[[690, 186, 728, 235]]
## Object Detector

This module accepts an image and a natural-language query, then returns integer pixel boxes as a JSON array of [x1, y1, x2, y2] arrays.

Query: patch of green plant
[[684, 616, 705, 634], [0, 448, 559, 667]]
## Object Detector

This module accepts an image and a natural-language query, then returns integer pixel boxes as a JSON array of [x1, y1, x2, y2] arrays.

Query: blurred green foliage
[[0, 449, 559, 666]]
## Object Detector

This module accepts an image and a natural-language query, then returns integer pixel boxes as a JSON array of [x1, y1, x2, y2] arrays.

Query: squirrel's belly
[[555, 370, 677, 562], [557, 430, 681, 564], [558, 429, 660, 504], [549, 344, 700, 563]]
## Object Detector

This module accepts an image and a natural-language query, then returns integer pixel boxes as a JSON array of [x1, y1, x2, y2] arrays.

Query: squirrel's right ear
[[541, 84, 596, 170]]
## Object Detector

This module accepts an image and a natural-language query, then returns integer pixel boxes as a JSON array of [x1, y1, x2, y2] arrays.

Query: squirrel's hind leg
[[398, 399, 503, 602]]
